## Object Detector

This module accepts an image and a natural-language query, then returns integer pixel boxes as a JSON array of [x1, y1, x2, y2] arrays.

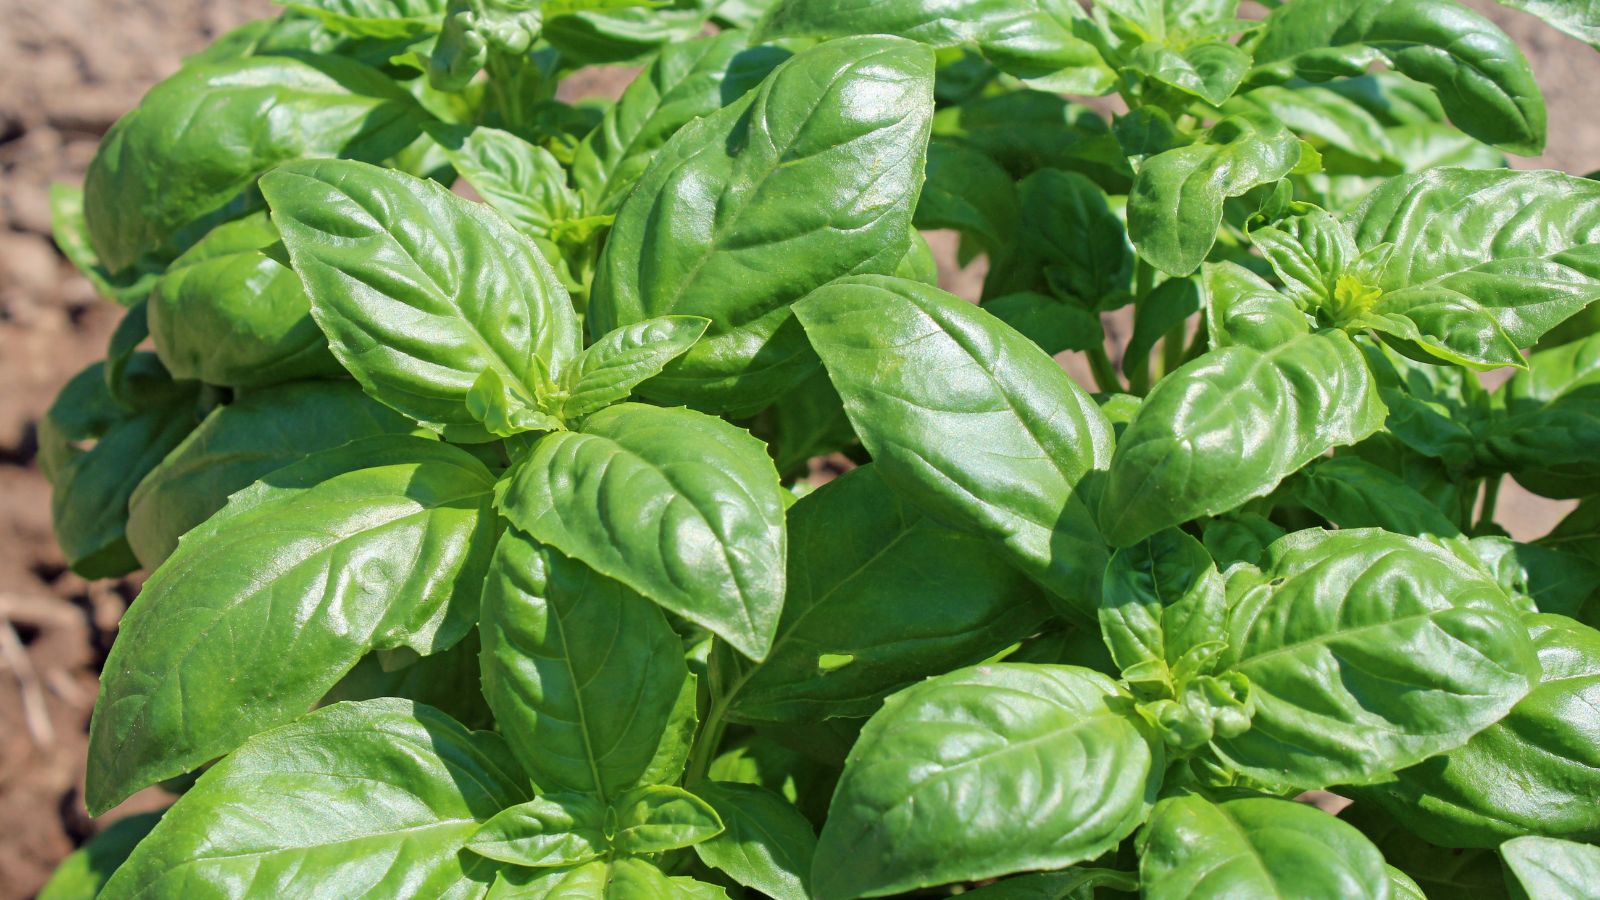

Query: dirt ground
[[0, 2, 1595, 896]]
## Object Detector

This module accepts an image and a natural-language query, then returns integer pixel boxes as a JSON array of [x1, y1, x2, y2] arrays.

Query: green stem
[[1477, 475, 1503, 532], [684, 641, 730, 786], [1126, 259, 1159, 395], [1087, 344, 1122, 394], [1160, 321, 1186, 378]]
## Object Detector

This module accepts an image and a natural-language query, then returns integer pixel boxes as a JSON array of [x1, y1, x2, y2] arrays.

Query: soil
[[0, 2, 1594, 896]]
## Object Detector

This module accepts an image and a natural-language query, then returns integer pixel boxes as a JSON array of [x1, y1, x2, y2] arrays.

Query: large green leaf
[[1138, 795, 1390, 899], [812, 663, 1160, 899], [467, 793, 609, 867], [101, 700, 526, 899], [1484, 331, 1600, 498], [1213, 528, 1539, 790], [1249, 0, 1545, 155], [692, 781, 817, 900], [570, 31, 783, 213], [794, 275, 1113, 618], [39, 356, 199, 579], [1500, 836, 1600, 900], [478, 530, 691, 799], [498, 403, 786, 660], [125, 379, 421, 569], [85, 54, 424, 274], [757, 0, 1113, 90], [262, 159, 580, 441], [1352, 613, 1600, 847], [149, 211, 342, 388], [722, 464, 1053, 724], [87, 437, 497, 814], [1099, 324, 1384, 546], [587, 35, 934, 414]]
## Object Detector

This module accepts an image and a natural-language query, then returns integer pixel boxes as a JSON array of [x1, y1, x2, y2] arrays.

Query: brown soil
[[0, 2, 1593, 896]]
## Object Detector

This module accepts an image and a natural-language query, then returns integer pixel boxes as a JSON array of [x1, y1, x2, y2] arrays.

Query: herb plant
[[37, 0, 1600, 897]]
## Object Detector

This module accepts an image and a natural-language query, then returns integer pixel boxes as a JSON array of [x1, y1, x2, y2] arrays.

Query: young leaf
[[87, 437, 497, 814], [283, 0, 446, 40], [85, 55, 425, 274], [612, 784, 724, 855], [261, 159, 580, 441], [561, 316, 710, 419], [478, 531, 691, 799], [812, 664, 1162, 900], [1100, 528, 1226, 676], [987, 168, 1134, 306], [692, 781, 817, 900], [794, 275, 1113, 619], [497, 403, 786, 660], [588, 35, 934, 414], [722, 464, 1054, 724], [428, 125, 582, 240], [1500, 836, 1600, 900], [1213, 528, 1539, 790], [100, 700, 527, 899], [467, 793, 609, 867], [1138, 795, 1389, 899]]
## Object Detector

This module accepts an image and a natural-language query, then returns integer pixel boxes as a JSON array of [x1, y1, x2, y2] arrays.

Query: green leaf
[[1250, 0, 1545, 154], [1352, 613, 1600, 848], [794, 275, 1113, 619], [498, 403, 786, 660], [262, 159, 580, 442], [48, 183, 158, 306], [757, 0, 1113, 90], [987, 168, 1134, 307], [101, 700, 526, 899], [570, 31, 784, 213], [39, 357, 199, 579], [691, 781, 817, 900], [467, 793, 608, 867], [149, 211, 342, 388], [125, 379, 421, 569], [478, 531, 691, 799], [1137, 794, 1389, 899], [486, 857, 719, 898], [1100, 528, 1226, 676], [1286, 455, 1460, 537], [1099, 328, 1384, 546], [613, 784, 724, 854], [588, 35, 935, 414], [87, 437, 497, 814], [85, 54, 425, 274], [1226, 84, 1396, 168], [283, 0, 446, 39], [1126, 276, 1202, 371], [542, 0, 714, 67], [428, 125, 581, 240], [1127, 40, 1252, 107], [1213, 528, 1539, 790], [1494, 0, 1600, 50], [980, 292, 1105, 356], [1357, 338, 1491, 470], [812, 664, 1161, 900], [1484, 331, 1600, 498], [1500, 836, 1600, 900], [1129, 115, 1302, 276], [930, 90, 1131, 187], [37, 811, 164, 900], [561, 316, 710, 419], [913, 140, 1019, 261], [953, 868, 1139, 899], [722, 464, 1053, 724]]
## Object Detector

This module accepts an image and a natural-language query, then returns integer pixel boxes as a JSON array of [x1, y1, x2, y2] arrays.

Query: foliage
[[39, 0, 1600, 896]]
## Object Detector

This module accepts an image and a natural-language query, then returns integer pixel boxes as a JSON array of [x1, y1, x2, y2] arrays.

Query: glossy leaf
[[467, 793, 608, 867], [262, 159, 580, 441], [930, 90, 1131, 187], [85, 54, 424, 273], [1100, 528, 1226, 675], [560, 316, 710, 419], [1494, 0, 1600, 50], [429, 125, 581, 240], [980, 292, 1104, 356], [101, 700, 526, 899], [1214, 528, 1539, 790], [87, 437, 497, 813], [588, 35, 934, 413], [1500, 836, 1600, 900], [692, 781, 817, 900], [478, 531, 690, 800], [36, 811, 164, 900], [498, 403, 786, 660], [1138, 794, 1390, 900], [1485, 331, 1600, 498], [795, 275, 1113, 618], [988, 168, 1133, 307], [284, 0, 446, 40], [125, 379, 421, 569], [913, 140, 1018, 261], [612, 784, 724, 854], [486, 857, 722, 898], [1287, 455, 1461, 537], [723, 464, 1053, 724], [1227, 84, 1396, 168]]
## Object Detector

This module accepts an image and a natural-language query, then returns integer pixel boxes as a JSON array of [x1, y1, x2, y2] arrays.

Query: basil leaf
[[485, 857, 721, 898], [478, 531, 691, 799], [762, 368, 857, 480], [1485, 331, 1600, 498], [931, 90, 1131, 187], [794, 275, 1113, 619], [1249, 0, 1544, 155], [87, 436, 497, 813], [1494, 0, 1600, 50], [125, 379, 421, 568], [560, 316, 710, 419], [1227, 84, 1396, 170], [1286, 455, 1461, 537], [542, 0, 714, 67], [723, 464, 1053, 724], [428, 125, 581, 241], [1127, 276, 1202, 373], [284, 0, 446, 39], [1137, 794, 1389, 899], [322, 631, 492, 730], [981, 291, 1105, 356], [692, 781, 817, 900], [613, 784, 724, 854], [85, 54, 425, 274], [262, 159, 580, 441], [48, 183, 158, 306], [1352, 613, 1600, 848], [988, 168, 1134, 307], [812, 663, 1161, 899], [498, 403, 786, 660], [1100, 528, 1226, 676], [1214, 528, 1539, 790], [588, 35, 934, 414], [102, 700, 526, 898], [36, 810, 164, 900], [467, 793, 608, 867], [913, 140, 1019, 262], [1500, 836, 1600, 900], [1126, 40, 1252, 107], [1100, 329, 1384, 546]]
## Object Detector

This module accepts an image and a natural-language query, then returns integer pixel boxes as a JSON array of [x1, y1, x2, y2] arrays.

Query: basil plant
[[38, 0, 1600, 897]]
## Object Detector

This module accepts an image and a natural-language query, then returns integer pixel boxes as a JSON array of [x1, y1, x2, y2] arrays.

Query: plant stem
[[1087, 344, 1122, 394], [684, 641, 730, 786], [1161, 321, 1186, 377], [1477, 475, 1503, 532]]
